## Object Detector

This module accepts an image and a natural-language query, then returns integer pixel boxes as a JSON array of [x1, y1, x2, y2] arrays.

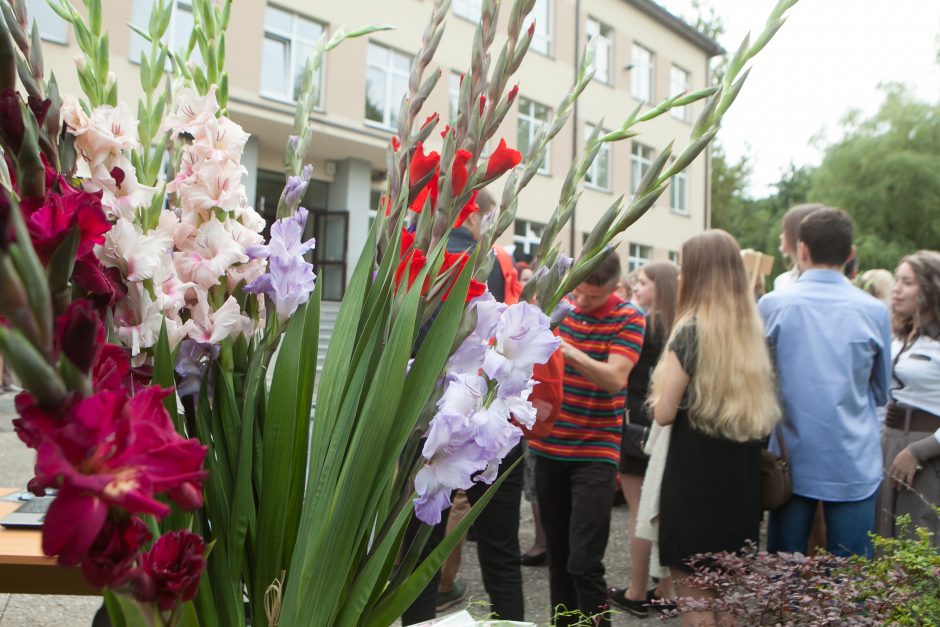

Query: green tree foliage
[[809, 84, 940, 270]]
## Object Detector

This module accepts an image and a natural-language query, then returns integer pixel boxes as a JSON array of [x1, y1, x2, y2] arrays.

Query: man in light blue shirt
[[759, 207, 891, 557]]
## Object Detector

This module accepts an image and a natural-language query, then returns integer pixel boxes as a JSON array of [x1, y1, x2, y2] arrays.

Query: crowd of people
[[399, 196, 940, 627]]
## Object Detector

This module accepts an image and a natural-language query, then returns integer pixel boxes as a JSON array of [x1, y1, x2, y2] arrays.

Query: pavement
[[0, 392, 654, 626]]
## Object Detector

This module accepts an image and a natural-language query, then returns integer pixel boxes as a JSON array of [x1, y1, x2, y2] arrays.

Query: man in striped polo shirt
[[530, 251, 645, 626]]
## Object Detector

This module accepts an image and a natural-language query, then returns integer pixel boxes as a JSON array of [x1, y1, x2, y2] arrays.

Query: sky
[[658, 0, 940, 198]]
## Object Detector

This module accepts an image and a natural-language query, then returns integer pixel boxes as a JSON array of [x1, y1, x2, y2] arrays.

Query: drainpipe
[[703, 54, 711, 231], [569, 0, 581, 257]]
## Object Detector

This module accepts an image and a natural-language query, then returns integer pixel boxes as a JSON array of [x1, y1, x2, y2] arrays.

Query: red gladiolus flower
[[0, 89, 25, 153], [27, 96, 52, 126], [55, 299, 104, 373], [409, 179, 439, 213], [484, 138, 522, 180], [391, 136, 401, 152], [467, 279, 487, 301], [451, 150, 472, 196], [81, 516, 151, 588], [440, 125, 452, 140], [26, 190, 110, 263], [134, 531, 206, 611], [454, 191, 479, 228], [395, 249, 428, 292], [409, 142, 440, 188], [26, 386, 207, 565]]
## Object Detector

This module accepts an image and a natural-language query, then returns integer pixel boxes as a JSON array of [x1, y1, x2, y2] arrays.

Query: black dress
[[658, 324, 762, 573], [620, 317, 665, 475]]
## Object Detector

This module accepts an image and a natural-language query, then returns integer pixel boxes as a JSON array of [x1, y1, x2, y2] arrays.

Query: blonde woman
[[650, 230, 781, 627]]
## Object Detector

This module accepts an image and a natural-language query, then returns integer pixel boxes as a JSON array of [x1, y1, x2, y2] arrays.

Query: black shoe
[[608, 587, 648, 618], [646, 588, 677, 614], [520, 550, 546, 566]]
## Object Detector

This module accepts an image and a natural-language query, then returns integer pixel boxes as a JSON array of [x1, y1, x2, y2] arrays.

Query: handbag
[[760, 423, 792, 511], [621, 409, 651, 460]]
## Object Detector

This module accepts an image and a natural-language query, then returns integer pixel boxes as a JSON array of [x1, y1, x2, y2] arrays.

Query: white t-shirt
[[891, 335, 940, 444]]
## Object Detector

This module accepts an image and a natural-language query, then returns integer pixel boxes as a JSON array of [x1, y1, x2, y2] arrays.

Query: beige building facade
[[29, 0, 720, 299]]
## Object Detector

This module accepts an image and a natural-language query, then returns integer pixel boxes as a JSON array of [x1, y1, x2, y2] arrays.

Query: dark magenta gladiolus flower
[[81, 516, 151, 588], [135, 531, 206, 611]]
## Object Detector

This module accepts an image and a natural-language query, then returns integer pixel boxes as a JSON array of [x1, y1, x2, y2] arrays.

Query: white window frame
[[630, 142, 653, 195], [449, 71, 462, 124], [631, 43, 654, 104], [584, 124, 611, 192], [260, 7, 326, 108], [586, 17, 613, 85], [670, 65, 690, 121], [670, 170, 689, 215], [513, 219, 545, 259], [365, 42, 412, 130], [26, 0, 68, 44], [628, 243, 651, 272], [130, 0, 195, 66], [523, 0, 552, 56], [518, 97, 551, 175], [453, 0, 482, 22]]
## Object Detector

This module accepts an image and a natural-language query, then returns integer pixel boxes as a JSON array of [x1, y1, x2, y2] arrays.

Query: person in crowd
[[651, 230, 780, 627], [530, 252, 645, 627], [859, 268, 895, 308], [760, 207, 892, 558], [877, 251, 940, 546], [608, 262, 679, 617], [402, 190, 528, 624], [614, 275, 633, 303], [773, 203, 824, 290], [517, 261, 534, 288]]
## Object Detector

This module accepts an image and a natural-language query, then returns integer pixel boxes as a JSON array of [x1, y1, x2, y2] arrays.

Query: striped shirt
[[530, 294, 645, 465]]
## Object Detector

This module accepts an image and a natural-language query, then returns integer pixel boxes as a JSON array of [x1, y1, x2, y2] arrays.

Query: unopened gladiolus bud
[[55, 299, 103, 373], [478, 95, 486, 116], [288, 134, 300, 152], [507, 84, 519, 104], [527, 21, 536, 37], [74, 55, 86, 71], [105, 73, 116, 90]]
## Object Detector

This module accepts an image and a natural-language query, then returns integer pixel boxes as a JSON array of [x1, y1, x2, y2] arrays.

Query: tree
[[810, 84, 940, 270]]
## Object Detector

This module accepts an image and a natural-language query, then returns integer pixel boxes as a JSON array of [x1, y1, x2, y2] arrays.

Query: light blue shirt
[[759, 269, 892, 501]]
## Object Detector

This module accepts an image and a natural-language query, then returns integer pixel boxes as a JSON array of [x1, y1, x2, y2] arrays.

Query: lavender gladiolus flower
[[549, 299, 575, 326], [482, 302, 560, 395], [175, 339, 221, 397], [557, 254, 574, 274], [244, 208, 317, 320]]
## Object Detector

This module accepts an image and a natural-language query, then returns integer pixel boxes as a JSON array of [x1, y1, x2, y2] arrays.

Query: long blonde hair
[[649, 230, 781, 441]]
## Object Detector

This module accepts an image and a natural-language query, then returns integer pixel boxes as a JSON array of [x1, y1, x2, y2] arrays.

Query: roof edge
[[623, 0, 725, 57]]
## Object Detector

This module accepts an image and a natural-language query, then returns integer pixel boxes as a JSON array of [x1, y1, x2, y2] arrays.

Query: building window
[[628, 243, 651, 271], [670, 171, 688, 214], [630, 142, 653, 194], [670, 65, 690, 121], [26, 0, 68, 43], [585, 17, 612, 84], [669, 250, 680, 264], [584, 124, 610, 191], [518, 97, 550, 175], [513, 219, 544, 262], [261, 7, 325, 104], [523, 0, 552, 56], [130, 0, 196, 65], [365, 43, 411, 129], [449, 72, 462, 124], [630, 43, 654, 103], [453, 0, 482, 22]]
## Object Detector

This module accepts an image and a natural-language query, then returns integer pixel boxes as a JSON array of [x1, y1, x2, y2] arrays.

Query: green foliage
[[810, 84, 940, 270]]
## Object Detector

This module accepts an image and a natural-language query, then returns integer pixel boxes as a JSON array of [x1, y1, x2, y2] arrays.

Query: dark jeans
[[401, 443, 525, 625], [535, 455, 616, 627], [767, 491, 877, 558]]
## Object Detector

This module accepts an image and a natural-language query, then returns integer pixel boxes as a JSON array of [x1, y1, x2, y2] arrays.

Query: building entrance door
[[310, 210, 348, 301]]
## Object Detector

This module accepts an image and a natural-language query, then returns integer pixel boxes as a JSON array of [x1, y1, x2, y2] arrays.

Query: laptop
[[0, 493, 55, 529]]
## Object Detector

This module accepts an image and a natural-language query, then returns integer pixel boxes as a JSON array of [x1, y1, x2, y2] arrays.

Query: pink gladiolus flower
[[21, 386, 207, 566]]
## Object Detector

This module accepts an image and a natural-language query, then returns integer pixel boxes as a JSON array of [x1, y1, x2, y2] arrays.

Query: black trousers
[[401, 443, 525, 624], [535, 455, 616, 627]]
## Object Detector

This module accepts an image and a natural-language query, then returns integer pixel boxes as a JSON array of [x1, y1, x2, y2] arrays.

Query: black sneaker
[[608, 587, 648, 618], [646, 588, 677, 614]]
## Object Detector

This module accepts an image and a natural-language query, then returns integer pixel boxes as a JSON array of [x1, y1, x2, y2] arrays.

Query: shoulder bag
[[760, 423, 792, 511]]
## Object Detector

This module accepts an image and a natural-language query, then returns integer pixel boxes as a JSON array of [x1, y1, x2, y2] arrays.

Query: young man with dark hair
[[759, 207, 892, 557], [530, 251, 645, 626]]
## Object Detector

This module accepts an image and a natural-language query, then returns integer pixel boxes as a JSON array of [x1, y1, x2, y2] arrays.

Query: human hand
[[890, 447, 921, 491]]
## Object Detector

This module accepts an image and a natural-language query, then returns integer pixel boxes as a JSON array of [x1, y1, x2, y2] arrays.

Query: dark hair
[[586, 251, 621, 286], [640, 262, 679, 339], [781, 203, 824, 259], [893, 250, 940, 339], [798, 207, 854, 267]]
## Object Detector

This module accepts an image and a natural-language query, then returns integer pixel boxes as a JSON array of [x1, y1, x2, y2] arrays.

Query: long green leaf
[[152, 321, 179, 427], [364, 456, 524, 626]]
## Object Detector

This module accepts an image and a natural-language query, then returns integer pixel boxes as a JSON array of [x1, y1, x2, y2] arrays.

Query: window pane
[[367, 42, 387, 66], [449, 72, 462, 123], [27, 0, 68, 43], [173, 5, 194, 55], [390, 73, 409, 125], [517, 118, 531, 156], [265, 6, 292, 34], [321, 266, 344, 301], [525, 0, 551, 55], [293, 41, 316, 100], [596, 147, 609, 188], [262, 37, 290, 97], [391, 50, 411, 73], [365, 66, 387, 123], [297, 17, 323, 42], [320, 215, 346, 262]]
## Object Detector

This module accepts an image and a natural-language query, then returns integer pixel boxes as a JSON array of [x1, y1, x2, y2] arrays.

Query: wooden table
[[0, 488, 98, 595]]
